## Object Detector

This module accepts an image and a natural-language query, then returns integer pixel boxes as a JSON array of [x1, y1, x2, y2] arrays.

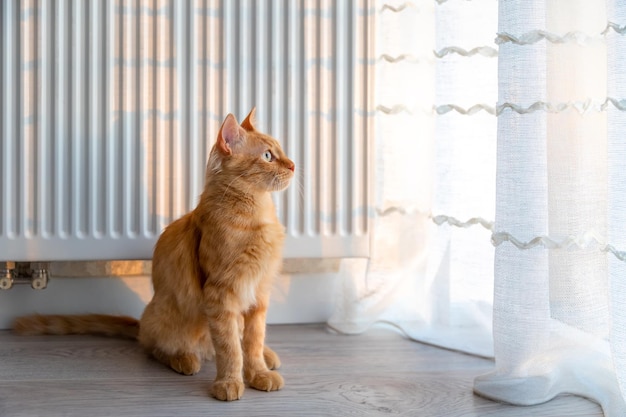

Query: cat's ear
[[217, 114, 246, 155], [241, 107, 257, 131]]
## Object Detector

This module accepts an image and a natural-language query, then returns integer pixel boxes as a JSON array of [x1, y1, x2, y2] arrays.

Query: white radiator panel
[[0, 0, 373, 261]]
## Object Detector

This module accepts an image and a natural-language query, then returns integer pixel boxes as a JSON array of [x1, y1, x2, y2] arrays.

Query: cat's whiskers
[[289, 170, 304, 204]]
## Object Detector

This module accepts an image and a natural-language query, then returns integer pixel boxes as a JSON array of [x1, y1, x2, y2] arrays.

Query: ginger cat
[[13, 108, 295, 401]]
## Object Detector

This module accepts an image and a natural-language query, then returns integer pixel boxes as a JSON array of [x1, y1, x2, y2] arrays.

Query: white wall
[[0, 272, 341, 330]]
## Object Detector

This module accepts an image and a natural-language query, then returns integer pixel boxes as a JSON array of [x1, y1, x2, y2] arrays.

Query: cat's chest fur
[[228, 227, 283, 310], [199, 192, 284, 310]]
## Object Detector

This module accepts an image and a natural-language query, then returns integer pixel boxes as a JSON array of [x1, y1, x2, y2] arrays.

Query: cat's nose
[[288, 162, 295, 172]]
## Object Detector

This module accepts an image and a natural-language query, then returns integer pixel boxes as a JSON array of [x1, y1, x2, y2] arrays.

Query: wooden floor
[[0, 324, 603, 417]]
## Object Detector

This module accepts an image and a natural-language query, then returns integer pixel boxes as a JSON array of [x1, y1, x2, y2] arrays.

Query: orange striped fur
[[13, 109, 293, 401], [13, 314, 139, 339]]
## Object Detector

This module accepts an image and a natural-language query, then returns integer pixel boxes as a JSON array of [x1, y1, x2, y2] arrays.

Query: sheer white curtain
[[330, 0, 626, 414], [474, 0, 626, 415], [330, 0, 498, 357]]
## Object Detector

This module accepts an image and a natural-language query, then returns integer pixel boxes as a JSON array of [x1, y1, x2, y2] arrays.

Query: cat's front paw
[[263, 346, 281, 370], [211, 378, 245, 401], [248, 370, 284, 392]]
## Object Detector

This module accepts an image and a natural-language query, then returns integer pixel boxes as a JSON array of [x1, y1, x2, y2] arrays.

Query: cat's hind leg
[[151, 348, 202, 376], [263, 345, 281, 370], [138, 304, 205, 376]]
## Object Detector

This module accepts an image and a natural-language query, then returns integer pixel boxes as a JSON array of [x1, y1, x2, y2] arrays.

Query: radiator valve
[[0, 262, 49, 290], [30, 267, 49, 290], [0, 268, 14, 290]]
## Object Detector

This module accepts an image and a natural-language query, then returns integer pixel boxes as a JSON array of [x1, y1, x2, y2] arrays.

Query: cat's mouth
[[270, 173, 293, 192]]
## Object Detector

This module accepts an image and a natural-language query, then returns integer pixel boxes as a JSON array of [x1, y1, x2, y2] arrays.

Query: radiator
[[0, 0, 373, 261]]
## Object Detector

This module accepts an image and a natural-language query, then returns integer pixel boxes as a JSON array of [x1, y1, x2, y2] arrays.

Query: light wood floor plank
[[0, 325, 603, 417]]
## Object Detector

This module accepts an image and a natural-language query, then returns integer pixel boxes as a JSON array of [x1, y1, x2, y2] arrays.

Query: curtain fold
[[473, 0, 626, 415], [329, 0, 497, 358], [607, 0, 626, 406], [330, 0, 626, 414]]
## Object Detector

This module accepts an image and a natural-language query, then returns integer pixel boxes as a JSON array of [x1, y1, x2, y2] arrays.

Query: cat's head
[[206, 108, 295, 192]]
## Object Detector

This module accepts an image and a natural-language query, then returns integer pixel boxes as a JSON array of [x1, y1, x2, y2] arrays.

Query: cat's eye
[[262, 150, 273, 162]]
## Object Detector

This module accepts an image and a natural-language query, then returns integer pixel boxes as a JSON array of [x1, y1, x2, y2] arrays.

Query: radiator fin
[[0, 0, 372, 261]]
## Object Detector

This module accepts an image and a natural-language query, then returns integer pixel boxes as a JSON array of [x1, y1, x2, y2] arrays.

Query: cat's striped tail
[[13, 314, 139, 339]]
